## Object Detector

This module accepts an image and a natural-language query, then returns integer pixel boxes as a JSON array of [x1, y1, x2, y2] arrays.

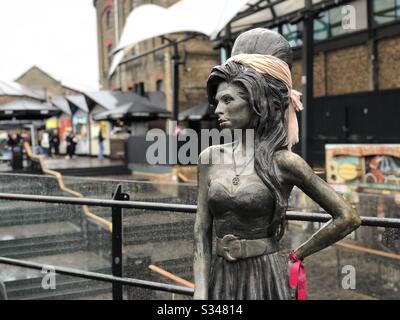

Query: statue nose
[[215, 102, 225, 116]]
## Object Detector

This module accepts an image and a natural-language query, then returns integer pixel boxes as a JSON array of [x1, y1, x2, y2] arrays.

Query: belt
[[216, 234, 279, 262]]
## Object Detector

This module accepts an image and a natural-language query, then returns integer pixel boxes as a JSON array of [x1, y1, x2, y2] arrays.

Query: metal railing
[[0, 185, 400, 300]]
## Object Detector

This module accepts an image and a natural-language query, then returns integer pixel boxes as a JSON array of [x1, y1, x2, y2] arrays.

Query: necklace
[[232, 143, 254, 186]]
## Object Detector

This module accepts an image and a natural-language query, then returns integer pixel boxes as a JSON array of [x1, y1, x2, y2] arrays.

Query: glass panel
[[282, 23, 302, 48], [1, 265, 112, 300], [314, 11, 330, 41], [0, 174, 398, 300], [0, 202, 112, 300], [373, 0, 397, 25], [288, 187, 400, 300], [330, 7, 347, 37], [313, 0, 368, 42], [0, 174, 198, 300]]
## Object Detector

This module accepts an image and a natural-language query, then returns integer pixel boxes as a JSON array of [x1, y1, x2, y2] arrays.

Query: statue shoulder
[[273, 150, 314, 185]]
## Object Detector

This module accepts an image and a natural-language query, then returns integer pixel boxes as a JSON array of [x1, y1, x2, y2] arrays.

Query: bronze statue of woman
[[193, 28, 361, 300]]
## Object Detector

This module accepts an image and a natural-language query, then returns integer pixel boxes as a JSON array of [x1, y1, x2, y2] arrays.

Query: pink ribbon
[[289, 250, 306, 300]]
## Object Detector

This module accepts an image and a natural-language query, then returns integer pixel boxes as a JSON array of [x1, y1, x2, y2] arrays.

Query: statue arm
[[276, 151, 362, 260], [193, 152, 213, 300]]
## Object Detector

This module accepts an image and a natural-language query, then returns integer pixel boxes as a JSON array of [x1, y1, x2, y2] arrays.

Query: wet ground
[[44, 157, 123, 170], [0, 156, 124, 173]]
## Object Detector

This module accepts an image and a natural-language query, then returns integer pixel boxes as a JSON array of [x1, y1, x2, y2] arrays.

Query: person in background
[[40, 131, 50, 158], [51, 129, 60, 157], [65, 130, 77, 159], [98, 128, 105, 161], [47, 131, 53, 158], [7, 133, 16, 148]]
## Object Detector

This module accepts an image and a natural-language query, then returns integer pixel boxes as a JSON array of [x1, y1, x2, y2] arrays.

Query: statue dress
[[207, 168, 292, 300]]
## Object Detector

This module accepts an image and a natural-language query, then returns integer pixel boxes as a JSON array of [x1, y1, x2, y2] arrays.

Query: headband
[[226, 53, 303, 149]]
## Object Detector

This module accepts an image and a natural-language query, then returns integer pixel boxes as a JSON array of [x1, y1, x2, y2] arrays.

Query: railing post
[[111, 185, 130, 300]]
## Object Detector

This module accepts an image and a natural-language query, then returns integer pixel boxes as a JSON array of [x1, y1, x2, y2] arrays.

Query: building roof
[[0, 80, 20, 96], [0, 80, 46, 100], [0, 99, 59, 120], [179, 103, 215, 121], [0, 120, 38, 130], [146, 91, 167, 109], [51, 96, 72, 115], [15, 65, 98, 94], [84, 90, 154, 111], [92, 91, 170, 121], [65, 94, 89, 113], [84, 91, 126, 111], [93, 100, 170, 121]]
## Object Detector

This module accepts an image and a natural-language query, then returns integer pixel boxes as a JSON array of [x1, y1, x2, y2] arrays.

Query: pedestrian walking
[[51, 129, 60, 156], [98, 128, 105, 161], [65, 131, 77, 159], [40, 131, 50, 157]]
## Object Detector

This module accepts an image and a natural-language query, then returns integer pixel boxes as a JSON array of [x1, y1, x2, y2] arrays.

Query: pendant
[[232, 176, 240, 186]]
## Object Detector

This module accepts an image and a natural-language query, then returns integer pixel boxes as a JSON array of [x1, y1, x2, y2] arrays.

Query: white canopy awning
[[109, 0, 326, 78], [109, 0, 250, 77]]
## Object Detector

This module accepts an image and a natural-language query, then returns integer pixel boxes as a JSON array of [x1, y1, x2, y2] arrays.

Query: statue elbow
[[343, 210, 362, 231]]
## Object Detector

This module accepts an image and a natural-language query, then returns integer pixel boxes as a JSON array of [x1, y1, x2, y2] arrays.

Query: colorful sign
[[45, 117, 58, 130], [326, 145, 400, 186]]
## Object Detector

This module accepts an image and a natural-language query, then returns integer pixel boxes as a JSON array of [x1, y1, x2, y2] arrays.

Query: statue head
[[207, 28, 293, 143]]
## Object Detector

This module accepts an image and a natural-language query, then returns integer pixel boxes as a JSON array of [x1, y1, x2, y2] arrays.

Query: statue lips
[[218, 118, 230, 128]]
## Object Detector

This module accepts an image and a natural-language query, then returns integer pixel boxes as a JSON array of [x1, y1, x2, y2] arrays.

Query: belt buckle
[[221, 234, 242, 262]]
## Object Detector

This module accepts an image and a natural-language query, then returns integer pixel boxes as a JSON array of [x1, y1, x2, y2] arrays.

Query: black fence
[[0, 185, 399, 300]]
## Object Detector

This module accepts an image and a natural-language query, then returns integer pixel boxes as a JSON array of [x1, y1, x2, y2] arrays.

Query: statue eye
[[224, 96, 233, 104]]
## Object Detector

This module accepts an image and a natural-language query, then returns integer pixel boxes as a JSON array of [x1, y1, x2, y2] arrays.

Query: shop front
[[72, 110, 90, 155]]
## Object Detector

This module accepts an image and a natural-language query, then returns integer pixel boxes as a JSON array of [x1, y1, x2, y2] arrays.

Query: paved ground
[[44, 157, 123, 170], [0, 156, 124, 173], [306, 246, 376, 300]]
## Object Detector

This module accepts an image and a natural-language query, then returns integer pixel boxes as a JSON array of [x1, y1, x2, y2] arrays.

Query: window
[[314, 12, 331, 41], [313, 7, 345, 40], [313, 1, 367, 42], [281, 1, 369, 46], [373, 0, 400, 25], [134, 82, 145, 96], [156, 79, 164, 92], [131, 45, 139, 56], [329, 7, 347, 37], [282, 23, 302, 47], [106, 9, 113, 29], [107, 43, 113, 66]]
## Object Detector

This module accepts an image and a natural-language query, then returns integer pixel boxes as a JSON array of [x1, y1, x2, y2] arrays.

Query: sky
[[0, 0, 100, 89]]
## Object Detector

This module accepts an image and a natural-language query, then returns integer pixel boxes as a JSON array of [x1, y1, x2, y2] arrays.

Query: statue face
[[214, 82, 252, 130]]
